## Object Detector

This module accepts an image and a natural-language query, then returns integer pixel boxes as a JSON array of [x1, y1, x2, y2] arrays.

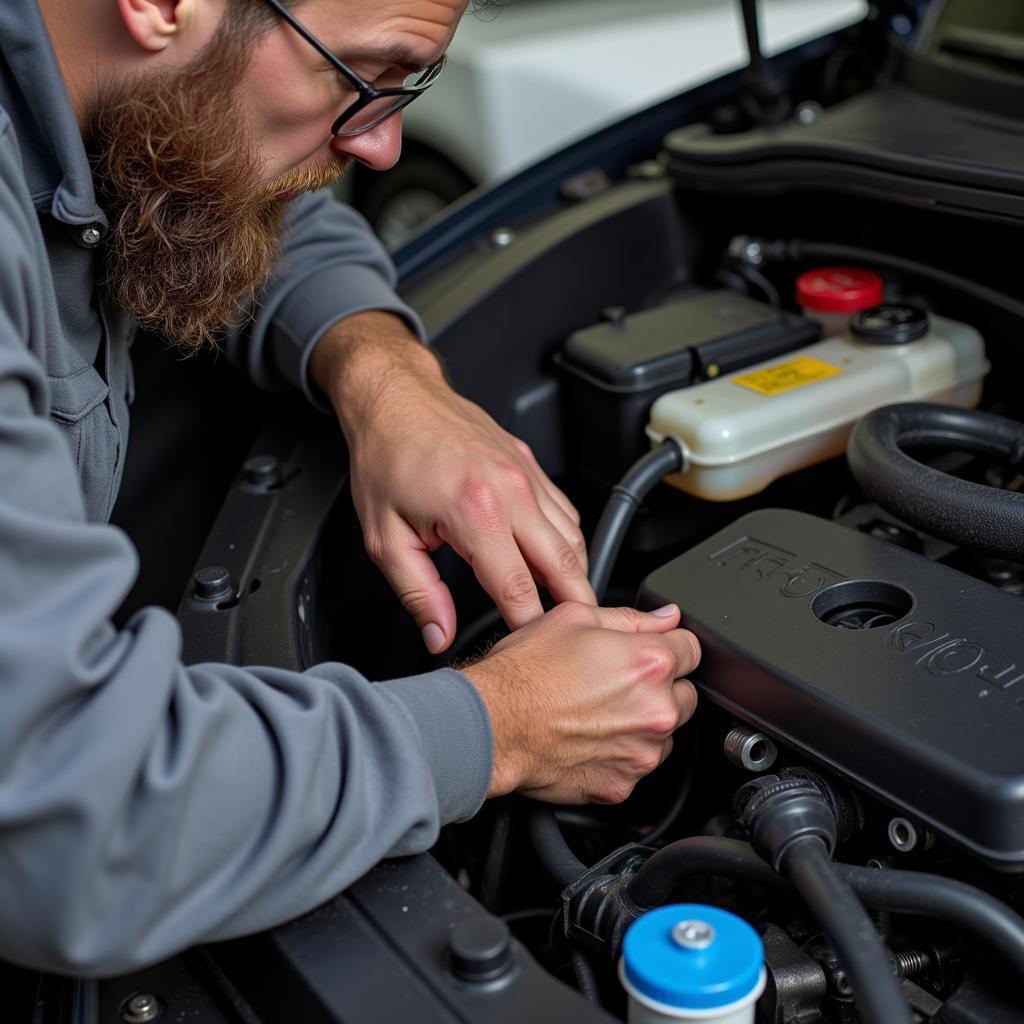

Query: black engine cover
[[639, 508, 1024, 869]]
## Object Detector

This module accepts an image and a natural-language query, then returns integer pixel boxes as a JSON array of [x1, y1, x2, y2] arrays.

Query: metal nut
[[724, 726, 778, 772], [888, 817, 918, 852]]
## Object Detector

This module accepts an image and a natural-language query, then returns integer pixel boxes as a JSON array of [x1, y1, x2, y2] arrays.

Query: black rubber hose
[[588, 440, 685, 603], [783, 841, 911, 1024], [848, 403, 1024, 562], [569, 945, 601, 1003], [835, 864, 1024, 979], [628, 836, 786, 909], [527, 809, 588, 889], [628, 838, 1024, 981]]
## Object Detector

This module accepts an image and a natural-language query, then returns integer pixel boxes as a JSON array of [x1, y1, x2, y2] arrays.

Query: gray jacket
[[0, 0, 491, 975]]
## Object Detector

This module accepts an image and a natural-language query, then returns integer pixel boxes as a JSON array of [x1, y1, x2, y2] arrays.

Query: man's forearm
[[310, 311, 446, 440]]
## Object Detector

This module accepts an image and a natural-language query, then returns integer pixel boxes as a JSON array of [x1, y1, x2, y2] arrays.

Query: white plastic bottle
[[646, 305, 989, 502], [619, 904, 766, 1024]]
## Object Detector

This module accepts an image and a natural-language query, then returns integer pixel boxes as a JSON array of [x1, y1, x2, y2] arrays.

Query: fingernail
[[422, 622, 446, 653], [650, 604, 678, 618]]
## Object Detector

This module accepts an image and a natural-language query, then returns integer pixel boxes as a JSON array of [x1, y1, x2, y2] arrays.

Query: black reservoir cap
[[639, 508, 1024, 870], [851, 304, 929, 345]]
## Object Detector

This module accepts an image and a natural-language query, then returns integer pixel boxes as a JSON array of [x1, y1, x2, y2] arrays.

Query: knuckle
[[552, 543, 582, 578], [677, 680, 699, 720], [457, 481, 503, 530], [395, 587, 433, 619], [634, 750, 662, 777], [499, 464, 534, 501], [599, 778, 636, 805], [634, 643, 676, 683], [513, 438, 534, 461], [645, 706, 679, 740], [502, 571, 537, 607], [614, 606, 645, 630], [363, 532, 392, 566], [682, 631, 703, 671], [550, 600, 586, 626]]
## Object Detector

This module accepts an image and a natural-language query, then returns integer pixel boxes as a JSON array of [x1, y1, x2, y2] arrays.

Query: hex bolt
[[724, 726, 778, 772], [795, 101, 823, 126], [122, 993, 161, 1024], [888, 817, 918, 853], [672, 919, 716, 950], [243, 454, 282, 487], [489, 227, 516, 249], [194, 566, 234, 602]]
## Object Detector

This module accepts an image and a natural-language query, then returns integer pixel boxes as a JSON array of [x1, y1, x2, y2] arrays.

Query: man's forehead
[[307, 0, 468, 64]]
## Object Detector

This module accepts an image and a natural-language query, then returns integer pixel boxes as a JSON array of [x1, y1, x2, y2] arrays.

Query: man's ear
[[116, 0, 198, 53]]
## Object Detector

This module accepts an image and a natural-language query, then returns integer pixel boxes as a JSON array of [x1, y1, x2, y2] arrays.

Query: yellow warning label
[[732, 356, 842, 397]]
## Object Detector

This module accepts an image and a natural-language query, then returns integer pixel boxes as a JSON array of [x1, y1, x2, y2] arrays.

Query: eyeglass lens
[[332, 65, 442, 137]]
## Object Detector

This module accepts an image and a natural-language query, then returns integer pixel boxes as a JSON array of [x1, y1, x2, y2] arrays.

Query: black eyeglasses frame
[[260, 0, 447, 138]]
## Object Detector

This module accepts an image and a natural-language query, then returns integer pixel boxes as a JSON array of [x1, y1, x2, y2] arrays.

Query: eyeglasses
[[261, 0, 447, 138]]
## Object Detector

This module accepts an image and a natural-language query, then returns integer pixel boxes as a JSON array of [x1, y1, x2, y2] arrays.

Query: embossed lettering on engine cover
[[886, 620, 1024, 699], [709, 534, 845, 600]]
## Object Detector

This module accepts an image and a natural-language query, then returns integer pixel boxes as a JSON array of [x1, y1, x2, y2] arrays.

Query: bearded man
[[0, 0, 700, 975]]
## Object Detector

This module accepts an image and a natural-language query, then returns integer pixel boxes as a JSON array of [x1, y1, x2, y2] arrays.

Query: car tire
[[353, 151, 475, 249]]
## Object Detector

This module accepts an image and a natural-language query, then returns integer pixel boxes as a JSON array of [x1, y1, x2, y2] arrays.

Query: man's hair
[[228, 0, 504, 37]]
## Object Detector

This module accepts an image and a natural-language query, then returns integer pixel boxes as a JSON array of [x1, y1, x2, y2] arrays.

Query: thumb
[[370, 526, 457, 653], [592, 603, 682, 634]]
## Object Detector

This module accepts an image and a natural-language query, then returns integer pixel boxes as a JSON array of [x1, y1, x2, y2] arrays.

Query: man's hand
[[311, 313, 594, 654], [462, 602, 700, 804]]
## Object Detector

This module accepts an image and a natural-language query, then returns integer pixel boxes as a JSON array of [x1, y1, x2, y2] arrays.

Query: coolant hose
[[627, 837, 1024, 981], [627, 836, 785, 908], [527, 809, 588, 889], [588, 440, 685, 603], [834, 864, 1024, 980], [783, 840, 911, 1024], [847, 403, 1024, 562]]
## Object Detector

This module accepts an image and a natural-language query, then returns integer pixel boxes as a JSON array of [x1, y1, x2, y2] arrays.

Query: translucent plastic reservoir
[[646, 310, 989, 501]]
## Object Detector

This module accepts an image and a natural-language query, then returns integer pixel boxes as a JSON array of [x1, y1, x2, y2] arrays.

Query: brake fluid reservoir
[[646, 304, 989, 502], [619, 904, 765, 1024]]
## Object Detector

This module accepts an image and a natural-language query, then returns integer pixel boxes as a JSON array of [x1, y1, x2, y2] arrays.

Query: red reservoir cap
[[796, 266, 884, 313]]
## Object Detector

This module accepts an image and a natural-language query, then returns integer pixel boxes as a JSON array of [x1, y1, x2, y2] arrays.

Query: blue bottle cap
[[621, 904, 764, 1010]]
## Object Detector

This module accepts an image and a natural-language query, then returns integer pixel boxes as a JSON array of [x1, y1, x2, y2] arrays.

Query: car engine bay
[[35, 3, 1024, 1022]]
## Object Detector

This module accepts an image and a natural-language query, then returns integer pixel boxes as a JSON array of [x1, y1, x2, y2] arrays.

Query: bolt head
[[742, 241, 764, 265], [490, 227, 516, 249], [672, 919, 716, 950], [243, 454, 281, 487], [122, 993, 160, 1023], [796, 102, 823, 126], [194, 565, 233, 601]]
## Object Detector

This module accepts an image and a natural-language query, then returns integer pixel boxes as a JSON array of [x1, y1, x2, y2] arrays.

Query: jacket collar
[[0, 0, 106, 230]]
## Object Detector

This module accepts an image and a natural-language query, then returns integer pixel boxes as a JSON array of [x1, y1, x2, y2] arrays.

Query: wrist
[[310, 311, 445, 437], [462, 657, 531, 798]]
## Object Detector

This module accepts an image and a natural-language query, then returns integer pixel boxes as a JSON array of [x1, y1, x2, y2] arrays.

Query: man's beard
[[88, 34, 347, 350]]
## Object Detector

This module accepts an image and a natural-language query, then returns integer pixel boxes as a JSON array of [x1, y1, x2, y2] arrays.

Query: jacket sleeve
[[0, 178, 491, 977], [224, 189, 426, 411]]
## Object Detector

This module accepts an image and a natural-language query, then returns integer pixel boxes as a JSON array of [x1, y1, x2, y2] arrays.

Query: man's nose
[[330, 114, 404, 171]]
